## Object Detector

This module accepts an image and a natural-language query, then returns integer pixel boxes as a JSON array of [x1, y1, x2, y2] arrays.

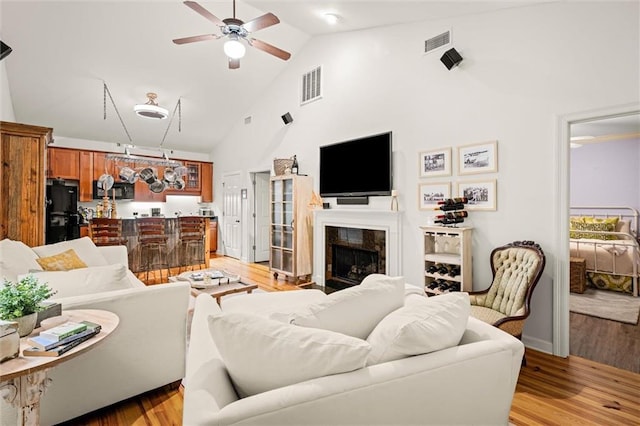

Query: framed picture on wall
[[418, 182, 451, 210], [419, 148, 451, 178], [457, 140, 498, 175], [457, 179, 497, 211]]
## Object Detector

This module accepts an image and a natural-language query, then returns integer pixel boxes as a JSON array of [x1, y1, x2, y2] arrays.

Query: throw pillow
[[0, 238, 42, 282], [207, 312, 371, 398], [22, 264, 133, 299], [366, 292, 470, 366], [569, 221, 616, 240], [36, 249, 88, 271], [32, 237, 109, 267], [271, 274, 405, 339]]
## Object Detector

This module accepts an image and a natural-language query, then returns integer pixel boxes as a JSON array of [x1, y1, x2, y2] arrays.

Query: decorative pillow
[[583, 216, 619, 226], [32, 237, 109, 267], [569, 221, 616, 240], [366, 292, 470, 366], [271, 274, 405, 339], [22, 264, 133, 299], [0, 238, 42, 282], [207, 312, 371, 398], [36, 249, 88, 271]]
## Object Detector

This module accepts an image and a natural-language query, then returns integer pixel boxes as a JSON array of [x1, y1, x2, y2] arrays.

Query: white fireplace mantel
[[312, 209, 402, 287]]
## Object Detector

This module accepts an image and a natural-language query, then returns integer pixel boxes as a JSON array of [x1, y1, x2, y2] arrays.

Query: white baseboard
[[522, 334, 553, 355]]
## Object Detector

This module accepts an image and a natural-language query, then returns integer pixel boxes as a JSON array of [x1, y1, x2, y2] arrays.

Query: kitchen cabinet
[[0, 121, 52, 247], [200, 162, 213, 202], [134, 165, 167, 202], [78, 150, 93, 201], [209, 218, 218, 254], [420, 226, 473, 296], [184, 161, 201, 192], [47, 147, 80, 180], [269, 175, 313, 284]]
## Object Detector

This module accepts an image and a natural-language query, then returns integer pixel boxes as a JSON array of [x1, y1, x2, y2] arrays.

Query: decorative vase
[[15, 312, 38, 337]]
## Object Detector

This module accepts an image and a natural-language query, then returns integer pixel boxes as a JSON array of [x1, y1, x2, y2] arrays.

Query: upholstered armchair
[[468, 241, 546, 344]]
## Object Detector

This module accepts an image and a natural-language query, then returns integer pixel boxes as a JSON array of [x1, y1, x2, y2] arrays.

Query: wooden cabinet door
[[78, 151, 93, 201], [200, 162, 213, 202], [48, 147, 80, 180], [0, 121, 51, 247], [184, 161, 201, 192], [209, 220, 218, 253]]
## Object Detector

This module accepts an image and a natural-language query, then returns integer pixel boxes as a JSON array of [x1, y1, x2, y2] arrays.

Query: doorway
[[222, 171, 242, 259], [564, 110, 640, 372]]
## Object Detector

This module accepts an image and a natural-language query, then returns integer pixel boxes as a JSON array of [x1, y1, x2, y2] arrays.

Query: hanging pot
[[173, 177, 185, 190], [163, 168, 177, 183], [149, 180, 166, 193], [139, 167, 157, 184], [98, 174, 114, 191], [118, 167, 138, 184]]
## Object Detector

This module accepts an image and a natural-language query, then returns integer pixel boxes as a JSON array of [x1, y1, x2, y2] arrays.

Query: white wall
[[209, 2, 640, 352], [0, 55, 15, 121]]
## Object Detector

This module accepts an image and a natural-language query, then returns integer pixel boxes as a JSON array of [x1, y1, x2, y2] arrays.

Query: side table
[[0, 309, 119, 426]]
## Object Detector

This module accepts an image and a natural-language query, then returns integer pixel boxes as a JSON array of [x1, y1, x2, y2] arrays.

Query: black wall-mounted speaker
[[281, 112, 293, 125], [0, 41, 12, 61], [336, 196, 369, 205], [440, 47, 463, 70]]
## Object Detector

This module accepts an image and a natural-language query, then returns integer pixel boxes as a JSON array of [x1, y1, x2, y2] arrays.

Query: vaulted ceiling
[[6, 1, 616, 155]]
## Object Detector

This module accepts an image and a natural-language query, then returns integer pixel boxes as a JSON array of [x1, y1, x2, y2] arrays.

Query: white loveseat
[[184, 274, 525, 426], [0, 237, 190, 425]]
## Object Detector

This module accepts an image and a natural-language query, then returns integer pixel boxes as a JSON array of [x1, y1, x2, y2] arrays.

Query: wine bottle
[[447, 265, 461, 277], [435, 211, 469, 220], [291, 155, 299, 175], [437, 197, 468, 205], [434, 216, 464, 225], [427, 264, 439, 273], [434, 202, 465, 212], [437, 264, 450, 275]]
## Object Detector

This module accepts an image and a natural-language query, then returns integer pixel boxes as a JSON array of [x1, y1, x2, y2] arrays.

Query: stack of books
[[23, 320, 101, 357]]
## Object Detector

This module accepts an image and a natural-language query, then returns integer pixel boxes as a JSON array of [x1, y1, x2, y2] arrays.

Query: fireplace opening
[[331, 244, 379, 287]]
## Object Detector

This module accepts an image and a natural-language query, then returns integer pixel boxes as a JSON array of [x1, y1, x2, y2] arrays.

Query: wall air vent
[[424, 30, 451, 54], [301, 66, 322, 105]]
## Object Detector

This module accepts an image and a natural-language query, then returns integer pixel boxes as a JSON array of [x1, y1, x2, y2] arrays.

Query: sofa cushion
[[32, 237, 109, 267], [207, 311, 371, 398], [36, 249, 88, 271], [366, 292, 470, 366], [272, 274, 405, 339], [21, 264, 134, 299], [0, 238, 42, 282]]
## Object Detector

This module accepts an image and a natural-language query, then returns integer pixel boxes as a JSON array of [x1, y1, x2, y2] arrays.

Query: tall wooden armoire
[[0, 121, 52, 247]]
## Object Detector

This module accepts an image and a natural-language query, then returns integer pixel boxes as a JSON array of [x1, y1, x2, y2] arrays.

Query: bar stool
[[177, 216, 207, 273], [136, 217, 169, 284], [88, 218, 127, 246]]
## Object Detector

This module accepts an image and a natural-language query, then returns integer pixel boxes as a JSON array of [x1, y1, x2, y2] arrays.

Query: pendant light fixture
[[134, 92, 169, 120]]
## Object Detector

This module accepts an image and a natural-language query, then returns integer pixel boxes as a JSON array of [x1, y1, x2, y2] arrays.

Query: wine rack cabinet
[[420, 226, 473, 296]]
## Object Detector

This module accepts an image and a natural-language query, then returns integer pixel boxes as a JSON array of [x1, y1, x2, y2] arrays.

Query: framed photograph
[[457, 179, 497, 211], [418, 182, 451, 210], [419, 148, 451, 178], [457, 140, 498, 175]]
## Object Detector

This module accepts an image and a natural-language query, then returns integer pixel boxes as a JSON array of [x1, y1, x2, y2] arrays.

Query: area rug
[[569, 289, 640, 325]]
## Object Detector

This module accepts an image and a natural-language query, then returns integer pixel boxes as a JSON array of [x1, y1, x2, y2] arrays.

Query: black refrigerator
[[46, 181, 81, 244]]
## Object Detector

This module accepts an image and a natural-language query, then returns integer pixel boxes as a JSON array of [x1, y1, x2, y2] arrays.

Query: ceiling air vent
[[424, 31, 451, 54], [301, 66, 322, 105]]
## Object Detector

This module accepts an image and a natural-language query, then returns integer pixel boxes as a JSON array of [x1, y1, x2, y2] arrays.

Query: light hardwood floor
[[61, 256, 640, 425]]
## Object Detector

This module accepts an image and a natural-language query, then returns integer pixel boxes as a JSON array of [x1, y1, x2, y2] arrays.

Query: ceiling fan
[[173, 0, 291, 69]]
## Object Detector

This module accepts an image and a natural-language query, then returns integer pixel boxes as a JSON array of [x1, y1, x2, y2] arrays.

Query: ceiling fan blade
[[184, 1, 224, 26], [173, 34, 220, 45], [243, 13, 280, 33], [229, 58, 240, 69], [250, 38, 291, 61]]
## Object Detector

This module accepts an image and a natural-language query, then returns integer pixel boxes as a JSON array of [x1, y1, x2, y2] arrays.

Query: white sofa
[[0, 237, 191, 425], [184, 275, 525, 426]]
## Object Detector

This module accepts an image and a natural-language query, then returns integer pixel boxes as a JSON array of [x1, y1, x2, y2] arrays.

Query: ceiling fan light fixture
[[134, 92, 169, 120], [224, 34, 246, 59]]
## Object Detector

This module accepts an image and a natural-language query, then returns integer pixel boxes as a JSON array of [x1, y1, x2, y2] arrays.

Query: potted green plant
[[0, 275, 57, 337]]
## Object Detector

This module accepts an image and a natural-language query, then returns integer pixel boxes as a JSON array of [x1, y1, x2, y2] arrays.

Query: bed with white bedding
[[569, 206, 639, 297]]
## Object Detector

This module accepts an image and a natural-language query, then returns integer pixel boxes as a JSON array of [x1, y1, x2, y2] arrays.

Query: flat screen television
[[319, 131, 392, 198]]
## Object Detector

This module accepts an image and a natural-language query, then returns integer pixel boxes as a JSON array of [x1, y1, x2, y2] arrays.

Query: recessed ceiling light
[[323, 13, 340, 25]]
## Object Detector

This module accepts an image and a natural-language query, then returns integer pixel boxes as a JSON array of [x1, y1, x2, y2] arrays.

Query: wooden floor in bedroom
[[570, 311, 640, 373]]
